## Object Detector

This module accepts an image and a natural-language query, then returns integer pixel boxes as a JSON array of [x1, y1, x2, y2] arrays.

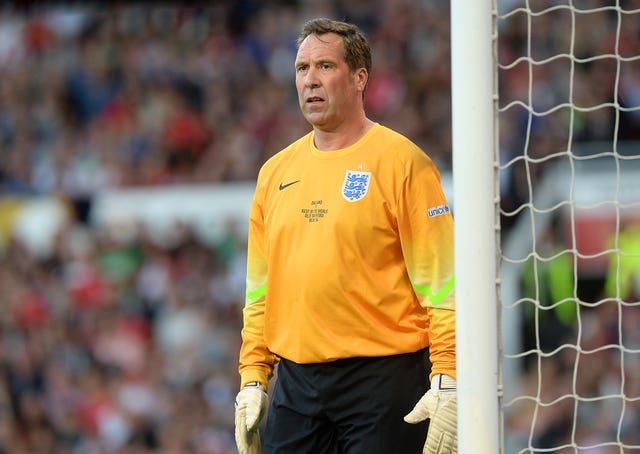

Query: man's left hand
[[404, 374, 457, 454]]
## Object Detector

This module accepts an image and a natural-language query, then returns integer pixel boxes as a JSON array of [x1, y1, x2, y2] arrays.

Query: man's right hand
[[235, 382, 269, 454]]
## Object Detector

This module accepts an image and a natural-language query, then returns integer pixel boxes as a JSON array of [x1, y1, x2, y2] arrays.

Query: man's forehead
[[296, 33, 344, 61]]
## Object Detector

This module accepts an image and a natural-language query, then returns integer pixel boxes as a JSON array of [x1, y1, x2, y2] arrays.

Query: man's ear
[[354, 67, 368, 93]]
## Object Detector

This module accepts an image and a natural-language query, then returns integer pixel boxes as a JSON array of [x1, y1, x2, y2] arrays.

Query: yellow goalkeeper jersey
[[239, 123, 456, 388]]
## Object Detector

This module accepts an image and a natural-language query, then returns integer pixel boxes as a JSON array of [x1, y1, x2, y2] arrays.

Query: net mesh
[[496, 1, 640, 452]]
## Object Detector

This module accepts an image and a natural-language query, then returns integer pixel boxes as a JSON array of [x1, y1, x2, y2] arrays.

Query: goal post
[[451, 0, 501, 452]]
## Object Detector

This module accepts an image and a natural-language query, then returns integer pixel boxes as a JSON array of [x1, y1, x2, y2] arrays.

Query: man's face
[[295, 33, 366, 132]]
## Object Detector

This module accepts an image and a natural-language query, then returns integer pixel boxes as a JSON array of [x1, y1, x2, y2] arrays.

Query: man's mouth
[[306, 96, 325, 104]]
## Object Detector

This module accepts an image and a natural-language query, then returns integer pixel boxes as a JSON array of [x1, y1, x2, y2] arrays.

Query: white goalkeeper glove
[[404, 374, 458, 454], [234, 382, 268, 454]]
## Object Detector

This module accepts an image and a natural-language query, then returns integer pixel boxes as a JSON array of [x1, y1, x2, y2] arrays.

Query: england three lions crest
[[342, 170, 371, 202]]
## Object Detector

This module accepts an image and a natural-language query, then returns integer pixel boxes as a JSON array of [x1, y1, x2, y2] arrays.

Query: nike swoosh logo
[[279, 180, 301, 191]]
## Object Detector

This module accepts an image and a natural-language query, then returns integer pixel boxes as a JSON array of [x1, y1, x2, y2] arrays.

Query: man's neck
[[313, 117, 375, 151]]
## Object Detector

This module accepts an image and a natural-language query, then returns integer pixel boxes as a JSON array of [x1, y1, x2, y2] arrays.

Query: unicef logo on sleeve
[[342, 170, 372, 202], [427, 204, 450, 218]]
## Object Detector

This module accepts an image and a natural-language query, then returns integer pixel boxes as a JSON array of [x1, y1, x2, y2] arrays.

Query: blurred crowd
[[0, 1, 452, 196], [0, 219, 245, 453], [510, 218, 640, 452], [497, 0, 640, 230], [0, 0, 638, 452], [505, 297, 640, 453]]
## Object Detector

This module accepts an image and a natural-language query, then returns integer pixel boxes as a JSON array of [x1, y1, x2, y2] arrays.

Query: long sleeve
[[397, 150, 456, 379], [238, 181, 277, 389]]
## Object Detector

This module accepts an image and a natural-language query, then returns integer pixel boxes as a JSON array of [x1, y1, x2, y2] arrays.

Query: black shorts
[[263, 348, 431, 454]]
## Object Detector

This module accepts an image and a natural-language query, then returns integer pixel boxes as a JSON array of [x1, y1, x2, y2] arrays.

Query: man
[[235, 18, 457, 453]]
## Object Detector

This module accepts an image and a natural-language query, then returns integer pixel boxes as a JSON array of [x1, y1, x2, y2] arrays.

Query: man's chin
[[303, 112, 328, 127]]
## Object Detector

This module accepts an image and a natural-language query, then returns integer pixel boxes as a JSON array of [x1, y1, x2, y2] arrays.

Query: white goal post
[[451, 0, 501, 452]]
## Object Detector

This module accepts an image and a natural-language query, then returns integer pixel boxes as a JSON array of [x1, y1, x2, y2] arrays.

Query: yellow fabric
[[239, 123, 456, 388]]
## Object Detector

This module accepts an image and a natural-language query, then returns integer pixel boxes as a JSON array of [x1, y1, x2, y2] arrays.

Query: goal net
[[495, 1, 640, 452]]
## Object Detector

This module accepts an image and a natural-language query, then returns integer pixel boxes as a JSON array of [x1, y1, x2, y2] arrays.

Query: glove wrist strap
[[244, 381, 265, 391], [432, 374, 456, 391]]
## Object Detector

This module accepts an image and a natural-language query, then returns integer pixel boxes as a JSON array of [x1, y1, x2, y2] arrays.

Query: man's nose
[[304, 67, 320, 87]]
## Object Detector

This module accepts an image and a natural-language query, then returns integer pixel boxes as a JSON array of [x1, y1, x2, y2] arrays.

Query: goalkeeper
[[235, 17, 457, 454]]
